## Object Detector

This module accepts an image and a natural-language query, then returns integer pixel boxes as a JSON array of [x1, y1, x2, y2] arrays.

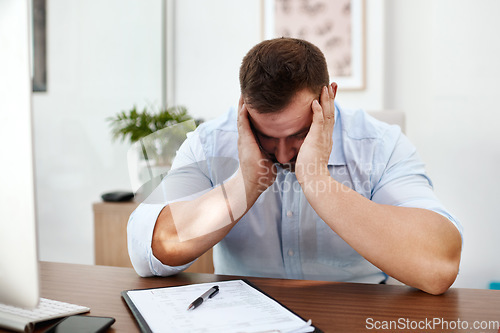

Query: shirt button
[[286, 211, 293, 218], [288, 249, 294, 256]]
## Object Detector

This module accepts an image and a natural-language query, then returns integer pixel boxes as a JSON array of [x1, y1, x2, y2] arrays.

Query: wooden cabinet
[[93, 201, 214, 273]]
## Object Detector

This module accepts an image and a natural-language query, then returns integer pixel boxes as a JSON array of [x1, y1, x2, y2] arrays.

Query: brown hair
[[239, 37, 329, 114]]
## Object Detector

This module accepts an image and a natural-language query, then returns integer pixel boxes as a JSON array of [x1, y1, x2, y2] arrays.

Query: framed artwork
[[262, 0, 365, 90]]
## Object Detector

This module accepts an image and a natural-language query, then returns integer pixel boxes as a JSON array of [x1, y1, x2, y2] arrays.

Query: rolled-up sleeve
[[127, 202, 193, 277], [127, 130, 211, 277], [370, 129, 463, 239]]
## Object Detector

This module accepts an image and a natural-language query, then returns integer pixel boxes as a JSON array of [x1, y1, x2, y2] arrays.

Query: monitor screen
[[0, 0, 40, 309]]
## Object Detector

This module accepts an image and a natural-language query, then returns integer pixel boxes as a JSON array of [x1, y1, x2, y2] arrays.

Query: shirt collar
[[328, 103, 346, 166]]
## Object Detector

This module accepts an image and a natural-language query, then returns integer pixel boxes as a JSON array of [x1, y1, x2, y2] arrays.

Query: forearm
[[301, 175, 462, 295], [152, 169, 256, 266], [152, 96, 278, 268]]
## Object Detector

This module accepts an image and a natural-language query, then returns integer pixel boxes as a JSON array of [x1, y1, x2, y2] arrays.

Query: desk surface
[[13, 262, 500, 332]]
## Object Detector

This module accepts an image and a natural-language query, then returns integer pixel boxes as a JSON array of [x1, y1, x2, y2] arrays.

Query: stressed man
[[128, 38, 462, 295]]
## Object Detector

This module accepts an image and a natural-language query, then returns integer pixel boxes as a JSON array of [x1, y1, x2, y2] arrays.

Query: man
[[128, 38, 462, 295]]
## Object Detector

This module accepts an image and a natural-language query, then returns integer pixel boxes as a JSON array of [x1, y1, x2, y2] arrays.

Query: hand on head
[[237, 96, 277, 198], [295, 82, 337, 183], [236, 82, 337, 195]]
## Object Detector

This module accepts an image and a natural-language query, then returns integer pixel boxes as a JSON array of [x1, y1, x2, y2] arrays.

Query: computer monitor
[[0, 0, 40, 309]]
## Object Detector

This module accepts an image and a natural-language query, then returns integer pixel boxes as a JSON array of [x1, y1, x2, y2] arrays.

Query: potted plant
[[108, 104, 196, 143], [108, 105, 201, 196]]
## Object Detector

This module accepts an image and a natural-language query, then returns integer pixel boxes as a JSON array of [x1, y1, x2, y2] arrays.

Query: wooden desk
[[93, 201, 214, 273], [93, 202, 138, 268], [12, 262, 500, 333]]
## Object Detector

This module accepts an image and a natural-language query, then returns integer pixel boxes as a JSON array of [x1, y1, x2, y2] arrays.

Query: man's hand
[[295, 83, 337, 184], [237, 97, 277, 205]]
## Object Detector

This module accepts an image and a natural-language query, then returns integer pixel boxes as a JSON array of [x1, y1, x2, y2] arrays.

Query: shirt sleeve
[[370, 130, 463, 239], [127, 130, 214, 277]]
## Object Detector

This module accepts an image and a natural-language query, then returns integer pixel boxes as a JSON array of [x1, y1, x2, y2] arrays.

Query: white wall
[[172, 0, 261, 120], [33, 0, 162, 263], [385, 0, 500, 288]]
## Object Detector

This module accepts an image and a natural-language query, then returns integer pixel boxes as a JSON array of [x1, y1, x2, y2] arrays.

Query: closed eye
[[258, 129, 309, 141], [291, 130, 309, 140], [259, 133, 274, 140]]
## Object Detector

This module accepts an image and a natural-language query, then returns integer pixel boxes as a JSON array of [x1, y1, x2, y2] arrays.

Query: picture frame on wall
[[262, 0, 365, 90]]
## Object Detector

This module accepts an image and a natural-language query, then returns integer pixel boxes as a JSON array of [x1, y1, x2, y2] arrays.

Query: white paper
[[126, 280, 314, 333]]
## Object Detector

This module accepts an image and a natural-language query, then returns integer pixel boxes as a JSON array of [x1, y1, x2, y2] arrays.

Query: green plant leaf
[[107, 104, 200, 145]]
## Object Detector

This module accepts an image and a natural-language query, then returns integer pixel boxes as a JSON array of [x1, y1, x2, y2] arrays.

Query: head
[[239, 38, 330, 169], [239, 37, 329, 113]]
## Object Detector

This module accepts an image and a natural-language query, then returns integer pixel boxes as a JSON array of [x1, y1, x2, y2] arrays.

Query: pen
[[187, 285, 219, 310]]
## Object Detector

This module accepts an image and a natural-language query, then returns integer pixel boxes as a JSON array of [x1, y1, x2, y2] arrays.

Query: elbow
[[421, 255, 461, 296], [152, 236, 198, 268], [422, 226, 463, 295], [422, 270, 457, 295]]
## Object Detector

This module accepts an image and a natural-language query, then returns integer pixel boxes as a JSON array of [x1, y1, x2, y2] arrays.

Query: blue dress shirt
[[127, 104, 462, 283]]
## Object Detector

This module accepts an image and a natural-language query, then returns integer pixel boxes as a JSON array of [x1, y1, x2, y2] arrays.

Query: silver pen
[[187, 285, 219, 310]]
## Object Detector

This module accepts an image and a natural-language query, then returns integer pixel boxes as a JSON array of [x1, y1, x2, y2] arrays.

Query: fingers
[[237, 96, 248, 129], [320, 85, 330, 112], [237, 99, 256, 143], [238, 95, 244, 110], [321, 83, 337, 122], [311, 99, 324, 126], [312, 83, 337, 125]]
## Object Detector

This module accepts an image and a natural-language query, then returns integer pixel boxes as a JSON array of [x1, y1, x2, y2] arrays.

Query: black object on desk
[[187, 285, 219, 310], [44, 315, 115, 333], [101, 191, 134, 202]]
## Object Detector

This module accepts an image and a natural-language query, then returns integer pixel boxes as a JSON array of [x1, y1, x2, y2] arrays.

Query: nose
[[274, 138, 296, 165]]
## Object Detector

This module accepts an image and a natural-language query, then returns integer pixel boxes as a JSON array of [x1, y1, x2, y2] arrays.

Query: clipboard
[[122, 279, 322, 333]]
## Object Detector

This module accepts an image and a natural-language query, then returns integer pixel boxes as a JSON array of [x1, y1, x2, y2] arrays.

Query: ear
[[330, 82, 338, 99]]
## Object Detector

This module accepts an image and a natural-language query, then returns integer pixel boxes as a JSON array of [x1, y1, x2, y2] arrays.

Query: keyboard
[[0, 298, 90, 332]]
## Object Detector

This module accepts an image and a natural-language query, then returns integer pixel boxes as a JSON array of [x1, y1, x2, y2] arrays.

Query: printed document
[[124, 279, 315, 333]]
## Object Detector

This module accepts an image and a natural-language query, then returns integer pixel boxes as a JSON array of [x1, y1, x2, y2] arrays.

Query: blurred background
[[28, 0, 499, 289]]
